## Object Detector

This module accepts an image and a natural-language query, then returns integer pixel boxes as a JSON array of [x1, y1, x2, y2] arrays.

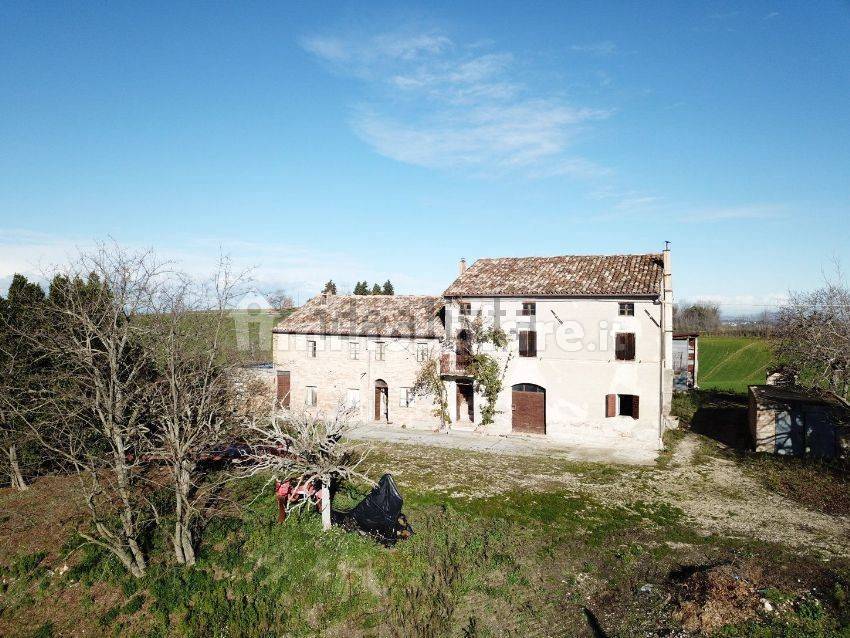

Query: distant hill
[[698, 336, 774, 394]]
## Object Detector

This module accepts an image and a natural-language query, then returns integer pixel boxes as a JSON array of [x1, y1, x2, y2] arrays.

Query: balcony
[[440, 353, 472, 376]]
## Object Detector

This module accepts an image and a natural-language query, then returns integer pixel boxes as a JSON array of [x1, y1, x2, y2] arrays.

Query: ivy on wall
[[462, 312, 511, 428]]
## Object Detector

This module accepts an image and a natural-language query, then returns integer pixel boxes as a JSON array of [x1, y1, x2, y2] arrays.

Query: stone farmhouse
[[272, 247, 674, 449]]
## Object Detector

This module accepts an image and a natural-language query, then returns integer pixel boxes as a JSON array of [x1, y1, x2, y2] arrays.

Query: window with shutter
[[605, 394, 616, 417], [519, 330, 536, 357], [616, 333, 636, 360], [611, 394, 639, 419]]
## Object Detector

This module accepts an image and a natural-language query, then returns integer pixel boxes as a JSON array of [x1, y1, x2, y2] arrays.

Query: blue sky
[[1, 2, 848, 313]]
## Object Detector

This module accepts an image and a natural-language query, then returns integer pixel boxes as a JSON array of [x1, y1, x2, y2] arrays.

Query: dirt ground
[[370, 430, 850, 560]]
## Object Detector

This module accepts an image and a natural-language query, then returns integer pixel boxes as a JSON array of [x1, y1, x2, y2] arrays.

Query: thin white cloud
[[301, 30, 610, 178], [0, 229, 432, 301], [679, 204, 787, 223], [570, 41, 618, 56], [586, 193, 789, 224]]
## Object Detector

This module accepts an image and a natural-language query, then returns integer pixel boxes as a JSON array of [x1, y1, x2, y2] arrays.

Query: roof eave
[[272, 328, 442, 339], [442, 292, 661, 300]]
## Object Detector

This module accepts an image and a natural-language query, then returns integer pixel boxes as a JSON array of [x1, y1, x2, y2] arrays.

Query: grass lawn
[[698, 336, 774, 394], [2, 437, 849, 638]]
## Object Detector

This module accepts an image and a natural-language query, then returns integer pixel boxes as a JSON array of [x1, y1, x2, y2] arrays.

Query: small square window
[[618, 394, 639, 418], [349, 342, 359, 360], [605, 393, 640, 419], [416, 343, 429, 362], [345, 388, 360, 408], [399, 387, 413, 407], [520, 302, 536, 316], [375, 342, 386, 361], [307, 340, 317, 358], [305, 386, 317, 406], [458, 302, 471, 316], [618, 302, 635, 316]]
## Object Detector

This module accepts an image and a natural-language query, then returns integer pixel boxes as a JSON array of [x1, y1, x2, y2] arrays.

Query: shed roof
[[443, 254, 664, 297], [273, 295, 444, 339], [749, 385, 850, 410]]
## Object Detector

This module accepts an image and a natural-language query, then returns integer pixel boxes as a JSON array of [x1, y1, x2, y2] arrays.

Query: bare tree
[[776, 267, 850, 399], [0, 339, 29, 490], [18, 245, 165, 577], [265, 288, 294, 312], [148, 260, 247, 565], [235, 408, 370, 530], [673, 301, 721, 333]]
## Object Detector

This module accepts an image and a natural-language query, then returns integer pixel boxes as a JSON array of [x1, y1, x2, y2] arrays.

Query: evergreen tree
[[382, 280, 395, 295], [353, 281, 367, 295], [371, 283, 382, 295], [321, 280, 337, 295], [0, 274, 48, 490]]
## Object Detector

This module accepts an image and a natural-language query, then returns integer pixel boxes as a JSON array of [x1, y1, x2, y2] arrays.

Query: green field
[[698, 335, 774, 393]]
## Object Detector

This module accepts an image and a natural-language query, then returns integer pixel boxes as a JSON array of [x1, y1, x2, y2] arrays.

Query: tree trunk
[[320, 483, 331, 531], [110, 442, 147, 576], [7, 444, 28, 491], [173, 460, 196, 566]]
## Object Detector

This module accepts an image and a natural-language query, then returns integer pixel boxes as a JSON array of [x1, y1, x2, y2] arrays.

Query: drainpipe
[[659, 243, 673, 443]]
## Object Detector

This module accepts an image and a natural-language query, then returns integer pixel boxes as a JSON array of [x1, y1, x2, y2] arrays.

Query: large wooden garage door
[[276, 371, 290, 408], [512, 383, 545, 434]]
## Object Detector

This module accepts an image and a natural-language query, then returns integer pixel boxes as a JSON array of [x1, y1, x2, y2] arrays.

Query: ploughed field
[[697, 335, 774, 394]]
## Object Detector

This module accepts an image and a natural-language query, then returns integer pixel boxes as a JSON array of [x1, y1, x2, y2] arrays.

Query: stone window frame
[[415, 342, 429, 362], [618, 302, 635, 316], [349, 341, 359, 360], [399, 387, 413, 407], [375, 341, 386, 361], [345, 388, 360, 408], [305, 386, 318, 406], [307, 339, 317, 358]]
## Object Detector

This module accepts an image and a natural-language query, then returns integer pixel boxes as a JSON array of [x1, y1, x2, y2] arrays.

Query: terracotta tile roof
[[273, 295, 445, 339], [443, 254, 664, 297]]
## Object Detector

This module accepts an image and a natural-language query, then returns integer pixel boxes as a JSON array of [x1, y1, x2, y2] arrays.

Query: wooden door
[[276, 371, 290, 408], [374, 384, 388, 421], [511, 384, 545, 434]]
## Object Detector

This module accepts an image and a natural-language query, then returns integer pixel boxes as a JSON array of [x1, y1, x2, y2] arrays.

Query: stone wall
[[273, 332, 441, 428]]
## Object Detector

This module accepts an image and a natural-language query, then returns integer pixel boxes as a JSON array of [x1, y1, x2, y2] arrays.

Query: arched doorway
[[512, 383, 546, 434], [374, 379, 388, 422]]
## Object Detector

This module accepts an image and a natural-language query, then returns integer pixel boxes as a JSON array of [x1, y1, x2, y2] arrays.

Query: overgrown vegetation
[[672, 388, 850, 517], [3, 442, 849, 637], [413, 356, 451, 430], [461, 311, 510, 428], [775, 268, 850, 400]]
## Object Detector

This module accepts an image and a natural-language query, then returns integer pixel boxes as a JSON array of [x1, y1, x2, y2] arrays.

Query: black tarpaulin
[[335, 473, 412, 544]]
